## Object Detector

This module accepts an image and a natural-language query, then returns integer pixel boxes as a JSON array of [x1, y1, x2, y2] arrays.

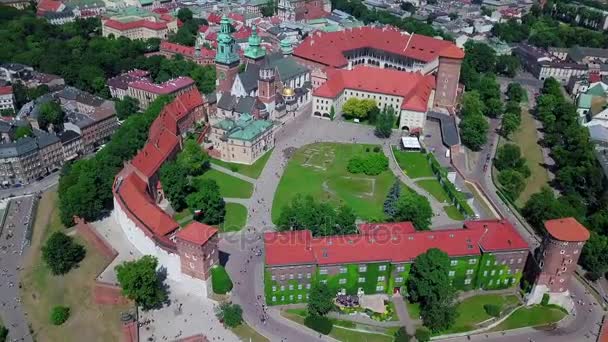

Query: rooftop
[[176, 221, 218, 245], [129, 76, 194, 95], [214, 114, 273, 142], [544, 217, 590, 242]]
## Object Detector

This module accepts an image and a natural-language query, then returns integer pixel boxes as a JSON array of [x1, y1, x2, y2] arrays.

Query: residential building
[[0, 0, 30, 9], [101, 7, 178, 40], [0, 86, 15, 113], [264, 220, 530, 305], [209, 113, 274, 165], [277, 0, 331, 22], [514, 44, 589, 84], [107, 69, 151, 100], [58, 130, 82, 161], [0, 63, 33, 83], [157, 41, 216, 66], [312, 66, 435, 130], [126, 76, 196, 109]]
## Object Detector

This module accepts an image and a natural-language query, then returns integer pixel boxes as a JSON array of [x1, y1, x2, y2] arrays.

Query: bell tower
[[258, 59, 276, 113], [244, 25, 266, 64], [215, 15, 240, 95]]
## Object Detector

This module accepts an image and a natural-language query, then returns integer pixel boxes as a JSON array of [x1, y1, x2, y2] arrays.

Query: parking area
[[421, 119, 452, 167]]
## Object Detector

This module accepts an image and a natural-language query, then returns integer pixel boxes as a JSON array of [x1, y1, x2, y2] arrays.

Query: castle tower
[[527, 217, 590, 311], [433, 47, 465, 110], [258, 58, 276, 113], [244, 25, 266, 64], [215, 15, 240, 95], [176, 221, 220, 281], [280, 38, 293, 57]]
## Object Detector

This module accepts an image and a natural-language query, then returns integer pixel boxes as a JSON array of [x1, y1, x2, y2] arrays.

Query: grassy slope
[[20, 190, 131, 342], [416, 179, 449, 203], [442, 294, 520, 334], [221, 203, 247, 232], [210, 149, 273, 179], [197, 169, 253, 199], [271, 143, 395, 223], [491, 305, 566, 331], [392, 149, 434, 179]]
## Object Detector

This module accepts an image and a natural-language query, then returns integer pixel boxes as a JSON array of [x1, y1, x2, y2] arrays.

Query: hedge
[[426, 154, 475, 217], [304, 315, 333, 335], [211, 266, 233, 294]]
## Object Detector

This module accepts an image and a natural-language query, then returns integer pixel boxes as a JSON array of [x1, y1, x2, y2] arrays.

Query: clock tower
[[215, 15, 240, 95]]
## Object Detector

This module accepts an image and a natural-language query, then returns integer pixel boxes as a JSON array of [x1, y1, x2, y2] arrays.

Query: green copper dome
[[244, 25, 266, 60], [215, 15, 240, 65], [280, 39, 293, 55]]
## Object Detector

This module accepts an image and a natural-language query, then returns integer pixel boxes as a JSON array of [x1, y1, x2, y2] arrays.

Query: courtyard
[[271, 143, 397, 222]]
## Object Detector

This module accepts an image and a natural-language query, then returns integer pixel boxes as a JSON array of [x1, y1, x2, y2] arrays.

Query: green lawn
[[196, 169, 253, 199], [221, 203, 247, 232], [210, 149, 272, 179], [406, 301, 421, 319], [174, 209, 191, 222], [392, 148, 434, 179], [441, 294, 521, 334], [416, 179, 449, 203], [444, 205, 465, 220], [491, 305, 566, 332], [272, 143, 397, 222], [503, 109, 550, 207]]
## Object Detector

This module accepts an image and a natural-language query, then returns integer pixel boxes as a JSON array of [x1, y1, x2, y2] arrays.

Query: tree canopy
[[115, 255, 168, 310], [216, 302, 243, 327], [38, 101, 64, 132], [277, 194, 357, 236], [393, 191, 433, 230], [42, 231, 86, 275], [187, 179, 226, 225], [307, 282, 334, 317], [115, 96, 139, 120]]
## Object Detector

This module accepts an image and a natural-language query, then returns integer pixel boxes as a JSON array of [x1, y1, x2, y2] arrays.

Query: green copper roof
[[587, 83, 607, 97], [578, 94, 592, 109], [280, 39, 292, 55], [215, 114, 273, 141], [215, 15, 240, 65], [244, 25, 266, 60]]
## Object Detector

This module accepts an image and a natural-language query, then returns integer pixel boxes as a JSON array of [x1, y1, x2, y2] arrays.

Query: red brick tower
[[527, 217, 590, 310], [175, 221, 219, 280], [258, 59, 276, 105], [433, 47, 465, 110]]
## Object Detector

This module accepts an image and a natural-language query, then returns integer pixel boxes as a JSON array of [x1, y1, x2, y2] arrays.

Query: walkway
[[210, 163, 257, 184], [392, 295, 418, 335]]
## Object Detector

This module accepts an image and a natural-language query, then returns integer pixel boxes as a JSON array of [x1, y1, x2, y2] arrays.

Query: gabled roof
[[129, 76, 194, 95], [37, 0, 63, 13], [313, 66, 435, 112], [177, 221, 218, 245], [293, 26, 464, 68], [0, 86, 12, 96], [104, 18, 169, 31]]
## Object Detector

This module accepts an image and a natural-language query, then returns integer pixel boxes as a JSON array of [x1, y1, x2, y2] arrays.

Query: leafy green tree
[[408, 249, 457, 332], [159, 161, 192, 212], [50, 306, 70, 325], [115, 96, 139, 120], [580, 232, 608, 280], [501, 112, 520, 137], [342, 98, 376, 119], [13, 125, 32, 139], [177, 139, 209, 176], [498, 169, 525, 199], [461, 91, 485, 117], [216, 302, 243, 327], [494, 144, 530, 177], [375, 106, 394, 138], [42, 231, 86, 275], [187, 179, 226, 225], [38, 100, 64, 132], [415, 327, 431, 342], [506, 83, 526, 103], [495, 55, 520, 77], [0, 325, 7, 342], [307, 282, 334, 317], [260, 0, 276, 16], [115, 255, 168, 310], [463, 41, 496, 73], [329, 106, 335, 121], [177, 8, 193, 22], [459, 114, 488, 151], [484, 97, 503, 118], [522, 187, 581, 232], [393, 191, 433, 230], [277, 195, 357, 236]]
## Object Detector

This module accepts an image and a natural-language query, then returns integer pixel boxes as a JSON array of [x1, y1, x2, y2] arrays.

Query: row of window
[[272, 283, 311, 292], [484, 258, 523, 266], [271, 293, 308, 302], [483, 268, 519, 277], [271, 273, 312, 281]]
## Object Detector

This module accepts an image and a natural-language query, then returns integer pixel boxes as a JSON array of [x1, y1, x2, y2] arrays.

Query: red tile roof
[[104, 18, 169, 31], [199, 25, 209, 33], [0, 86, 12, 96], [37, 0, 63, 13], [233, 26, 252, 40], [294, 26, 464, 68], [302, 2, 328, 20], [177, 221, 218, 245], [131, 127, 179, 178], [358, 222, 415, 236], [118, 173, 179, 237], [265, 220, 529, 266], [313, 66, 435, 112], [160, 41, 216, 59], [544, 217, 590, 242], [205, 32, 218, 42], [207, 13, 222, 24], [129, 76, 194, 95], [228, 13, 245, 23]]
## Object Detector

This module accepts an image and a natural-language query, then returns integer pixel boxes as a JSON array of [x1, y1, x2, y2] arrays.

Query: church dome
[[282, 87, 295, 97]]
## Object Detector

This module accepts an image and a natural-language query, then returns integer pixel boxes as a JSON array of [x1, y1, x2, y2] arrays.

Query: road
[[0, 173, 59, 201], [0, 195, 36, 342]]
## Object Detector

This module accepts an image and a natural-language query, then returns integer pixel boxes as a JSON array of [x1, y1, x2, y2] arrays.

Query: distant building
[[209, 113, 274, 165], [127, 76, 197, 110], [0, 0, 30, 9], [107, 69, 151, 100], [58, 130, 82, 161], [0, 63, 33, 84], [0, 86, 15, 113], [514, 44, 588, 84], [277, 0, 331, 22], [158, 41, 217, 66], [101, 7, 178, 40]]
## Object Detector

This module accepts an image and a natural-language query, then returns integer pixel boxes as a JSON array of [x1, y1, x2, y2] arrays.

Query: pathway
[[210, 163, 257, 184], [392, 295, 418, 335]]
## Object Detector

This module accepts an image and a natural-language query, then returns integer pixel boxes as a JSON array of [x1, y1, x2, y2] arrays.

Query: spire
[[215, 15, 239, 65], [280, 39, 293, 56], [244, 24, 266, 61]]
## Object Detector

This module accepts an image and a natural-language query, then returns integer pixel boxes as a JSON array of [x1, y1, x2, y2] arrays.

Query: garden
[[439, 294, 521, 334], [272, 143, 397, 222]]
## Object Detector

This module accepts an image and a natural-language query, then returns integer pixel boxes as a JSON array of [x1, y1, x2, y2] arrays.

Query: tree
[[448, 12, 458, 20], [115, 96, 139, 120], [42, 231, 86, 275], [394, 327, 411, 342], [498, 169, 525, 199], [501, 112, 520, 137], [415, 327, 431, 342], [260, 0, 276, 17], [0, 325, 7, 342], [159, 161, 192, 212], [383, 180, 401, 219], [307, 282, 334, 316], [393, 191, 433, 230], [277, 195, 357, 236], [463, 41, 496, 74], [495, 55, 520, 77], [329, 106, 335, 121], [484, 97, 503, 118], [187, 179, 226, 225], [580, 233, 608, 279], [0, 109, 14, 117], [375, 106, 394, 138], [115, 255, 168, 310], [461, 91, 485, 117], [215, 302, 243, 327], [522, 187, 581, 231], [336, 205, 357, 233], [494, 144, 530, 177], [38, 100, 64, 132], [506, 83, 526, 103], [50, 306, 70, 325], [459, 114, 488, 151], [177, 139, 209, 176], [408, 249, 457, 332], [13, 125, 32, 139], [342, 98, 376, 119], [177, 8, 193, 22]]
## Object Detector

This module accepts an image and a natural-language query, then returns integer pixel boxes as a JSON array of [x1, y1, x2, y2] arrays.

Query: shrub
[[347, 153, 389, 175], [373, 146, 381, 153], [394, 327, 410, 342], [229, 165, 239, 173], [50, 306, 70, 325], [483, 303, 502, 317], [415, 327, 431, 342], [42, 231, 86, 275], [215, 302, 243, 328], [541, 293, 550, 306], [304, 315, 333, 335], [211, 266, 233, 294]]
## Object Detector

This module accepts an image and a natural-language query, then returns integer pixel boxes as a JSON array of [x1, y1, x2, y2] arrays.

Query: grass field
[[392, 149, 434, 179], [441, 294, 520, 334], [491, 305, 566, 332], [406, 301, 421, 319], [416, 179, 449, 203], [230, 323, 269, 342], [221, 203, 247, 232], [503, 109, 550, 207], [271, 143, 397, 222], [196, 169, 253, 199], [20, 190, 131, 342], [444, 205, 465, 220], [210, 149, 273, 179]]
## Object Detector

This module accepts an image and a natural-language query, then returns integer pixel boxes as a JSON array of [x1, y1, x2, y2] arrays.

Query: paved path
[[210, 163, 256, 184], [392, 295, 418, 335]]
